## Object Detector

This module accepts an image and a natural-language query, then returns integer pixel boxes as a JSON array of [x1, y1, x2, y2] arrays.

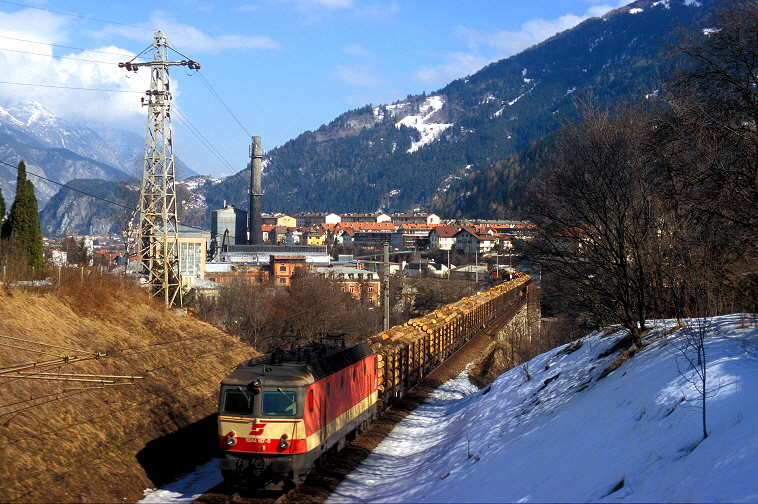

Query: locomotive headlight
[[278, 433, 290, 450], [226, 431, 237, 447]]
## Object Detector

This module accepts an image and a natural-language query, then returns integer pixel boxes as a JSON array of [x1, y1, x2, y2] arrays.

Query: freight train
[[217, 273, 531, 490]]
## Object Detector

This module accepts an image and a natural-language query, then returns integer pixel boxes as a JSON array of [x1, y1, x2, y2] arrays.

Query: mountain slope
[[0, 101, 198, 212], [34, 0, 717, 234], [330, 314, 758, 502], [209, 0, 714, 217], [0, 131, 130, 209], [38, 178, 138, 237]]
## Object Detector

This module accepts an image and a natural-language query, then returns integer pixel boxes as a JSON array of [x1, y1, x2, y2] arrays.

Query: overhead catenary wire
[[0, 80, 143, 93], [0, 0, 155, 32], [0, 46, 126, 65], [0, 34, 141, 59], [0, 334, 94, 355], [197, 71, 252, 139]]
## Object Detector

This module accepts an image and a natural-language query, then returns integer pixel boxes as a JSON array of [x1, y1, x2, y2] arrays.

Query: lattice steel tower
[[119, 31, 200, 307]]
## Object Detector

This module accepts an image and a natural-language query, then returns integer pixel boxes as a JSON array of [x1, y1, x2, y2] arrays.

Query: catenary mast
[[119, 31, 200, 307]]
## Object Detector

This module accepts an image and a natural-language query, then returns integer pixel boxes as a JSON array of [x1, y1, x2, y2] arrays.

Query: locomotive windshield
[[222, 388, 255, 415], [262, 390, 297, 416]]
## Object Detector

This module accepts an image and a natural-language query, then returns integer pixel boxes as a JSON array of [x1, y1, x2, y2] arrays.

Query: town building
[[261, 213, 296, 227], [428, 225, 459, 250], [311, 266, 381, 304], [454, 227, 495, 254], [211, 204, 247, 248], [389, 213, 440, 226]]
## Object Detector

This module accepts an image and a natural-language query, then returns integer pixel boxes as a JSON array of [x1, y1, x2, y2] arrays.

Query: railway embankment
[[0, 276, 256, 503]]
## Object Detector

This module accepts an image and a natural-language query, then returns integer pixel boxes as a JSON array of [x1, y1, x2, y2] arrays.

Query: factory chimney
[[249, 136, 263, 244]]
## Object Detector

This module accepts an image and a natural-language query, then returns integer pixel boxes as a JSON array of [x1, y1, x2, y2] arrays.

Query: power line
[[0, 34, 140, 59], [173, 105, 239, 175], [0, 80, 142, 93], [0, 159, 210, 234], [126, 70, 242, 178], [0, 160, 133, 210], [0, 0, 155, 31], [0, 46, 119, 65], [197, 72, 252, 138]]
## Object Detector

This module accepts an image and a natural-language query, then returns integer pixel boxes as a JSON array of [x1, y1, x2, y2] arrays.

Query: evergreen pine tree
[[2, 161, 44, 275]]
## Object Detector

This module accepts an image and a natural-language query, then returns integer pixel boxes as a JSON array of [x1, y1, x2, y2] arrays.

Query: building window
[[279, 265, 287, 273], [179, 242, 202, 279], [368, 285, 374, 292], [349, 285, 354, 293], [279, 278, 287, 285]]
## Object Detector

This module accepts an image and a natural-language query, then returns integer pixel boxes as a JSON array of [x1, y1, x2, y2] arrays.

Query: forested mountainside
[[35, 0, 716, 236], [207, 0, 715, 219]]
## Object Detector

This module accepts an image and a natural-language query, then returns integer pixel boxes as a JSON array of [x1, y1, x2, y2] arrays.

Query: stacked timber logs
[[367, 273, 530, 407]]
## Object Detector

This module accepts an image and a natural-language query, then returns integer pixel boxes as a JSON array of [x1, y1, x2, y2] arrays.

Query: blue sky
[[0, 0, 633, 177]]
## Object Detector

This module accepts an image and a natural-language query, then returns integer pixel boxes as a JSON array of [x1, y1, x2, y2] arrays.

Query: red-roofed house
[[429, 225, 459, 250], [455, 227, 495, 254]]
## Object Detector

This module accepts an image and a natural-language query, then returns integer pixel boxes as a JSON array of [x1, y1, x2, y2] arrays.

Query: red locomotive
[[217, 332, 378, 490]]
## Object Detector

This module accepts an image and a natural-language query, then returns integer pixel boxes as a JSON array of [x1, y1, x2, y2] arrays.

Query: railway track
[[194, 299, 525, 504]]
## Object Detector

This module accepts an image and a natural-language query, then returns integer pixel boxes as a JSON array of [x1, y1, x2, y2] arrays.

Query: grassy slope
[[0, 276, 256, 503]]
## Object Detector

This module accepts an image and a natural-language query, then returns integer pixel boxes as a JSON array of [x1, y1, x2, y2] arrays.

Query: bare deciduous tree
[[524, 100, 665, 348], [671, 316, 717, 440], [656, 0, 758, 313]]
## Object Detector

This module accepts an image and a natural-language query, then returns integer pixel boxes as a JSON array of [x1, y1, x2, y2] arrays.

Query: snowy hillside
[[390, 96, 453, 154], [331, 314, 758, 503], [139, 314, 758, 503]]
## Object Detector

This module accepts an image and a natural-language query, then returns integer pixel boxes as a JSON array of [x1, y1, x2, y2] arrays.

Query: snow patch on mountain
[[393, 95, 453, 154]]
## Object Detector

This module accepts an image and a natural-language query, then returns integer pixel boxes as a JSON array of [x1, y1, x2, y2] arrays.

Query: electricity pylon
[[119, 31, 200, 307]]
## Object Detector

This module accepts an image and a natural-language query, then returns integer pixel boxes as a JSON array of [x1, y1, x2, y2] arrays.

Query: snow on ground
[[330, 314, 758, 503], [139, 458, 223, 504], [139, 314, 758, 503], [394, 95, 452, 154]]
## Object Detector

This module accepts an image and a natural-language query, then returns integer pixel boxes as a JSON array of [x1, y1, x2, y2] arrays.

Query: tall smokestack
[[249, 136, 263, 244]]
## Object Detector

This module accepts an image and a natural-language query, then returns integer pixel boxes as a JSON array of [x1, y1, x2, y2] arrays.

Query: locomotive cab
[[218, 367, 310, 489]]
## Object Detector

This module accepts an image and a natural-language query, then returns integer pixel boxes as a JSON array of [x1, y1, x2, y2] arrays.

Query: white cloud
[[235, 4, 261, 13], [412, 52, 489, 86], [412, 1, 635, 87], [88, 11, 283, 53], [343, 43, 373, 58], [354, 2, 400, 23], [302, 0, 354, 7], [336, 65, 386, 87], [0, 8, 146, 129]]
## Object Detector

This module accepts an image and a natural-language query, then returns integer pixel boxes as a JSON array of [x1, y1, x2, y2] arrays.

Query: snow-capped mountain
[[0, 100, 198, 212], [0, 101, 128, 171]]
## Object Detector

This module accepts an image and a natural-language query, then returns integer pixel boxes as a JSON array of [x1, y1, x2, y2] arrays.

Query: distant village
[[43, 205, 537, 304]]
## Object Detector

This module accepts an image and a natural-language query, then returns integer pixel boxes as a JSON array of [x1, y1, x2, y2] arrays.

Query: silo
[[211, 204, 249, 250]]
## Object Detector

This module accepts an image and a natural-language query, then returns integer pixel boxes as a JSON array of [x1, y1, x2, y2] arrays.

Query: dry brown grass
[[0, 272, 258, 503]]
